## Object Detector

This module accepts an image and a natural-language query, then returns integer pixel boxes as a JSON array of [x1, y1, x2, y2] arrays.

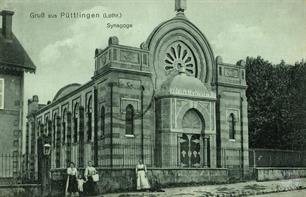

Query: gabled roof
[[0, 29, 36, 73]]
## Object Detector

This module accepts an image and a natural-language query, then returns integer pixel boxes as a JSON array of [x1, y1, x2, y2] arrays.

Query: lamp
[[43, 143, 51, 156]]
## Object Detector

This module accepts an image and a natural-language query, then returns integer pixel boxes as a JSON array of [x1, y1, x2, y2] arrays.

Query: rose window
[[164, 43, 197, 77]]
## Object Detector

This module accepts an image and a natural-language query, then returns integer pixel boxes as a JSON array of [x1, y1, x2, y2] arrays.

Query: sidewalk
[[99, 178, 306, 197]]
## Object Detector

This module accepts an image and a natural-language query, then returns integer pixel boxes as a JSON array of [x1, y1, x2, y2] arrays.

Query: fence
[[220, 148, 306, 168], [14, 147, 306, 181], [47, 143, 245, 169], [0, 153, 38, 184], [249, 149, 306, 167], [221, 148, 244, 180], [0, 153, 21, 178], [98, 143, 241, 169], [98, 143, 215, 168], [97, 143, 167, 168], [221, 148, 242, 167], [0, 153, 23, 185]]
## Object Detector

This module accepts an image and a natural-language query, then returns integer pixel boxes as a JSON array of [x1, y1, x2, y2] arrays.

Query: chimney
[[0, 10, 14, 39]]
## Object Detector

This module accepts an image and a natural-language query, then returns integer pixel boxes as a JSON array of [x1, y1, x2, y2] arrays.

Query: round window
[[164, 42, 197, 77]]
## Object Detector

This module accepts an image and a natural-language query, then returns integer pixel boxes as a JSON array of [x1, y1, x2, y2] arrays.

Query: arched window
[[55, 115, 61, 168], [229, 113, 236, 140], [38, 120, 42, 136], [44, 117, 49, 134], [73, 103, 79, 143], [62, 109, 67, 145], [100, 106, 105, 138], [47, 119, 52, 136], [52, 114, 57, 147], [87, 96, 92, 141], [125, 104, 134, 135], [78, 106, 85, 167]]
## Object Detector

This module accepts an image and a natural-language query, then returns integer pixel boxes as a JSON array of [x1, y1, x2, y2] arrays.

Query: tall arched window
[[47, 119, 52, 136], [66, 111, 72, 165], [53, 114, 57, 147], [44, 117, 49, 134], [56, 115, 61, 168], [62, 109, 67, 145], [87, 96, 92, 142], [100, 106, 105, 138], [125, 104, 134, 135], [73, 103, 79, 143], [229, 113, 236, 140], [38, 120, 42, 136], [78, 106, 85, 167]]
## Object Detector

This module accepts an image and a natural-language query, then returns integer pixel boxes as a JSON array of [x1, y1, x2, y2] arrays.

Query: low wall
[[51, 167, 228, 196], [256, 167, 306, 181], [0, 184, 41, 197]]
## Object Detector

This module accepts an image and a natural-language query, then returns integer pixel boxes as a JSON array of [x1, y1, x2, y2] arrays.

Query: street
[[251, 189, 306, 197], [102, 178, 306, 197]]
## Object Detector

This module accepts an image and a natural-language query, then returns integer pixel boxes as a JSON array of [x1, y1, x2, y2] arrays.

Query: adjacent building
[[25, 0, 249, 180], [0, 10, 36, 178]]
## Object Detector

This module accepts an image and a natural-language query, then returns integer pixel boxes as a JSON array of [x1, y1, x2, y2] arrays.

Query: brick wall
[[256, 167, 306, 181]]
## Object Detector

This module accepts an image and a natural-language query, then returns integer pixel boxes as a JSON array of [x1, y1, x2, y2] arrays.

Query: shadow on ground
[[243, 184, 266, 191]]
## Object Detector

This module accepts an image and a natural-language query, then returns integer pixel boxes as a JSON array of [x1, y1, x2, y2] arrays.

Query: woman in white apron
[[136, 160, 150, 191], [66, 162, 78, 196]]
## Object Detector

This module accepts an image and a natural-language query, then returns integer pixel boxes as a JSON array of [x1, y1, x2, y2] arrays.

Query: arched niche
[[143, 17, 216, 90], [182, 109, 204, 133], [177, 102, 211, 133], [178, 108, 206, 135]]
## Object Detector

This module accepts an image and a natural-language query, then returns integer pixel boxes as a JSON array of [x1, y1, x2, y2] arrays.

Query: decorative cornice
[[93, 66, 151, 80], [155, 94, 217, 101], [217, 82, 247, 89]]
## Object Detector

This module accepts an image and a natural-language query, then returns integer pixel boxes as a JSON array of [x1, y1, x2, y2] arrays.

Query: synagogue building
[[25, 0, 249, 180]]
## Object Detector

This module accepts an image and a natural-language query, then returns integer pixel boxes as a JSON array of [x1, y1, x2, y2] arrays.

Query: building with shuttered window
[[0, 10, 36, 178]]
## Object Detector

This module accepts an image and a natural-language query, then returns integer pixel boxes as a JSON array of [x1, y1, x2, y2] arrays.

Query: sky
[[1, 0, 306, 105]]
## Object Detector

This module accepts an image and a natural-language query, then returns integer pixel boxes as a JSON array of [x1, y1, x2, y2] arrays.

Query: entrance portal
[[179, 109, 206, 167], [179, 133, 201, 167]]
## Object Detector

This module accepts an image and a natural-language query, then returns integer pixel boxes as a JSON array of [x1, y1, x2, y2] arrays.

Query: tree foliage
[[246, 56, 306, 150]]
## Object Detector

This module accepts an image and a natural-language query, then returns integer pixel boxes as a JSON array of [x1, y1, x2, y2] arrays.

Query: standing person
[[66, 162, 78, 196], [77, 174, 85, 196], [84, 161, 97, 196], [136, 160, 150, 191]]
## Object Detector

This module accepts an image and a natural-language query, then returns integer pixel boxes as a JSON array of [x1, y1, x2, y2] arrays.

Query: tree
[[246, 57, 306, 151]]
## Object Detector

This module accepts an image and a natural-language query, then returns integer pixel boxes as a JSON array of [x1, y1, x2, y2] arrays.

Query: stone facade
[[25, 1, 249, 180]]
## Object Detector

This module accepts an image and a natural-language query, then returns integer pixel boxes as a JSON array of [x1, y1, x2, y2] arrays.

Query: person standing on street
[[84, 161, 98, 196], [136, 159, 150, 191], [66, 162, 78, 196]]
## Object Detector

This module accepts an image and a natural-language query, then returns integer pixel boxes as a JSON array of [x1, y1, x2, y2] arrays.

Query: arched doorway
[[179, 109, 207, 167]]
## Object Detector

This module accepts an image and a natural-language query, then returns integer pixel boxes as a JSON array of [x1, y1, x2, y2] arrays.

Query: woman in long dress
[[66, 162, 78, 196], [84, 161, 97, 196], [136, 160, 150, 191]]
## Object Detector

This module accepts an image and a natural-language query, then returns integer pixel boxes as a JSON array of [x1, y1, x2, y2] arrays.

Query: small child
[[77, 174, 86, 196]]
